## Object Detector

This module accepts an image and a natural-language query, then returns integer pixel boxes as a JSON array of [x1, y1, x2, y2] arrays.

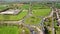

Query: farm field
[[25, 8, 51, 25], [21, 4, 29, 9], [0, 4, 51, 21], [32, 3, 50, 9], [0, 0, 60, 34], [0, 26, 19, 34], [0, 3, 53, 34], [23, 3, 51, 25], [0, 10, 28, 21], [0, 25, 30, 34], [0, 4, 29, 21], [24, 16, 41, 25], [32, 9, 51, 16], [0, 1, 60, 34], [0, 5, 8, 11]]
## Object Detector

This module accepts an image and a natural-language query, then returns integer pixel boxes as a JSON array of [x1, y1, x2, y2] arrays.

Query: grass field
[[0, 3, 54, 34], [0, 5, 8, 11], [0, 4, 28, 21], [0, 10, 28, 21], [32, 4, 50, 9], [0, 26, 19, 34], [55, 3, 60, 9], [25, 16, 41, 25], [32, 9, 51, 16], [25, 9, 51, 25], [0, 25, 31, 34], [20, 4, 29, 9], [0, 4, 51, 21]]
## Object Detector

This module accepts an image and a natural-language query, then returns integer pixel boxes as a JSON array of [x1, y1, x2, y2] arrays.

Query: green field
[[0, 4, 29, 21], [0, 10, 28, 21], [32, 3, 49, 9], [55, 3, 60, 9], [32, 9, 51, 16], [21, 4, 29, 9], [0, 4, 51, 34], [0, 26, 19, 34], [0, 5, 8, 11], [0, 25, 30, 34], [0, 4, 51, 21], [25, 16, 41, 25], [25, 9, 51, 25]]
